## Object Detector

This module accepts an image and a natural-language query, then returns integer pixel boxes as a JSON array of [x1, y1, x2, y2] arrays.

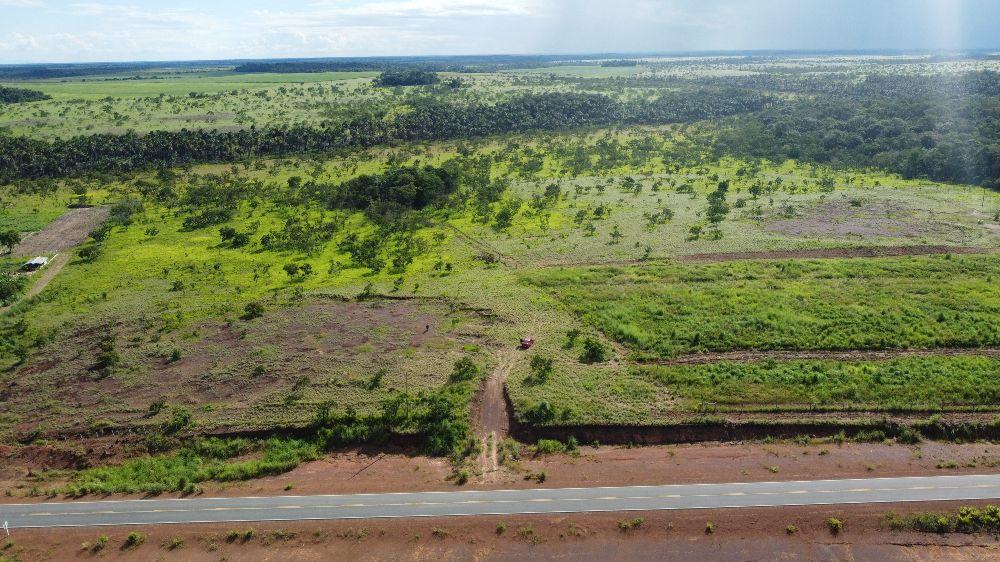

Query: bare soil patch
[[681, 244, 993, 263], [10, 206, 109, 257], [0, 298, 493, 442], [765, 198, 959, 239]]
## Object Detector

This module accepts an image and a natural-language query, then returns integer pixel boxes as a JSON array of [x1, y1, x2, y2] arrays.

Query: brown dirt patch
[[0, 298, 493, 442], [765, 198, 957, 238], [5, 502, 1000, 560], [11, 206, 110, 257], [681, 244, 993, 263]]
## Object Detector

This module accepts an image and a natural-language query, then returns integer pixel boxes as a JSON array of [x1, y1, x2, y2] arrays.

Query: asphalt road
[[4, 474, 1000, 529]]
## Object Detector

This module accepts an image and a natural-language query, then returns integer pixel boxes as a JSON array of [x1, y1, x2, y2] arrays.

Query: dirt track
[[536, 244, 996, 268], [642, 346, 1000, 366], [10, 206, 109, 258], [680, 244, 995, 263], [474, 349, 516, 481]]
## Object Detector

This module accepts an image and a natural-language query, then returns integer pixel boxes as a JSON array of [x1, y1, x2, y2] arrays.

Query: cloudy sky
[[1, 0, 998, 64]]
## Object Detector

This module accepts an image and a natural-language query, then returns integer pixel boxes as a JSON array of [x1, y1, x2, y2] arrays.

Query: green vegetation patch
[[886, 505, 1000, 534], [66, 437, 319, 496], [527, 255, 1000, 358], [638, 355, 1000, 411]]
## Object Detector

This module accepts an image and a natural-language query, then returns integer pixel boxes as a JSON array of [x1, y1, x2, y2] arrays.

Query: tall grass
[[638, 356, 1000, 410], [529, 255, 1000, 358]]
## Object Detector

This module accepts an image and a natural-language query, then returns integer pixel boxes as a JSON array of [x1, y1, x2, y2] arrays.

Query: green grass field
[[527, 255, 1000, 358]]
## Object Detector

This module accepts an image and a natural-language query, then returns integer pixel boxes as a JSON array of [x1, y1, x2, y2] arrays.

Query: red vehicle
[[519, 337, 535, 349]]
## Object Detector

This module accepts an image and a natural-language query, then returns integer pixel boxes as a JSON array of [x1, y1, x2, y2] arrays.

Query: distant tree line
[[0, 86, 50, 104], [0, 90, 773, 182], [232, 54, 598, 74], [714, 75, 1000, 189], [373, 70, 440, 87], [600, 60, 639, 67]]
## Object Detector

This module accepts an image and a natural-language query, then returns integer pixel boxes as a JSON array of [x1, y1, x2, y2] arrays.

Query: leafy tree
[[0, 229, 20, 254]]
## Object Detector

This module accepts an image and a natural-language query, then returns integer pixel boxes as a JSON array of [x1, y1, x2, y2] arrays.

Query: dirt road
[[475, 349, 516, 481], [10, 206, 109, 258]]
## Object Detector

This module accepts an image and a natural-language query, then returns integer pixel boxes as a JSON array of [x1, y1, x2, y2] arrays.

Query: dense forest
[[374, 70, 440, 87], [715, 73, 1000, 188], [0, 90, 770, 181], [0, 86, 50, 104]]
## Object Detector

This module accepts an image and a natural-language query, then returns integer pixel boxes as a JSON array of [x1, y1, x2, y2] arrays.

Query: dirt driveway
[[10, 206, 109, 258]]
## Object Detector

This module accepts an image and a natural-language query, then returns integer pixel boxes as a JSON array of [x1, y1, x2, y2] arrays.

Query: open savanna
[[2, 50, 1000, 495]]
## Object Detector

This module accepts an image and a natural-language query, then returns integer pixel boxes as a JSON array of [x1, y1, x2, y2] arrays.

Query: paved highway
[[4, 474, 1000, 529]]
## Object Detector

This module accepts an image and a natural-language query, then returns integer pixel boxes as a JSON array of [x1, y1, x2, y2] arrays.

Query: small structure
[[22, 256, 48, 271], [519, 337, 535, 350]]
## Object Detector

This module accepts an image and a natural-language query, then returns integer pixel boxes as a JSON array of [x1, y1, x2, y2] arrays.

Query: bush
[[579, 337, 609, 363], [0, 271, 25, 305], [449, 357, 481, 383], [886, 505, 1000, 534], [618, 517, 645, 532], [527, 355, 554, 384], [827, 518, 844, 535], [242, 301, 265, 320], [535, 439, 566, 456], [164, 536, 184, 550], [123, 532, 146, 549], [164, 407, 192, 433]]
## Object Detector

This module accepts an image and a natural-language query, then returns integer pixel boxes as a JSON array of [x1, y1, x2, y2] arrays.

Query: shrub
[[705, 522, 715, 534], [896, 427, 923, 444], [242, 301, 265, 320], [827, 518, 844, 535], [527, 355, 554, 384], [164, 406, 191, 433], [535, 439, 566, 456], [449, 357, 481, 383], [618, 517, 645, 532], [164, 536, 184, 550], [786, 524, 798, 534], [579, 338, 608, 363], [123, 532, 146, 549]]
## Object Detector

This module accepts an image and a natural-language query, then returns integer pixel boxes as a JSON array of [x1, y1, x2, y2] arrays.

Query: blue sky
[[1, 0, 998, 64]]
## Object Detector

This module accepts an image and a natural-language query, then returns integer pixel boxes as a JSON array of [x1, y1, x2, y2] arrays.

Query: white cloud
[[308, 0, 540, 18], [0, 0, 44, 7]]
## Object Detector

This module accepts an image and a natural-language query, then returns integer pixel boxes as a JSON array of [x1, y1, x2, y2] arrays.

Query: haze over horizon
[[1, 0, 999, 65]]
